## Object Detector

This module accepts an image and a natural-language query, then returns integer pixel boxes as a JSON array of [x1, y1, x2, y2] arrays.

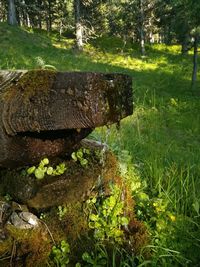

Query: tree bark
[[181, 42, 188, 55], [8, 0, 18, 26], [140, 0, 146, 56], [37, 0, 42, 29], [192, 36, 198, 89], [181, 33, 190, 55], [47, 0, 52, 32], [74, 0, 83, 51]]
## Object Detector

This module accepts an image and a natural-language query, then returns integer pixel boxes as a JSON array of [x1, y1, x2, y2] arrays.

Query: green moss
[[6, 224, 51, 265], [44, 202, 89, 243], [0, 235, 12, 255], [19, 70, 56, 100], [3, 70, 56, 103]]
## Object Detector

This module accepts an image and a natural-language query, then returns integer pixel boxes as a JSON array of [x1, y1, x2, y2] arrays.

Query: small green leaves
[[26, 158, 67, 180], [71, 148, 90, 167], [80, 158, 88, 166], [51, 240, 70, 267], [89, 214, 99, 222], [27, 166, 36, 175], [57, 205, 67, 220], [77, 150, 83, 158], [35, 168, 45, 180], [121, 217, 129, 226], [81, 246, 107, 266], [82, 252, 92, 263], [87, 184, 129, 243], [71, 152, 78, 161], [47, 166, 53, 175], [41, 158, 49, 166]]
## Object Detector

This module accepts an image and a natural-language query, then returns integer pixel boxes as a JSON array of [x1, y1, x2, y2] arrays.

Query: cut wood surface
[[0, 70, 133, 167]]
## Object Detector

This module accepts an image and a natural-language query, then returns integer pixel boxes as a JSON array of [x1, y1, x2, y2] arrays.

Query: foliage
[[80, 248, 107, 267], [27, 158, 67, 180], [71, 148, 90, 167], [57, 205, 67, 221], [50, 240, 70, 267], [77, 243, 143, 267], [87, 185, 129, 243], [35, 56, 57, 70]]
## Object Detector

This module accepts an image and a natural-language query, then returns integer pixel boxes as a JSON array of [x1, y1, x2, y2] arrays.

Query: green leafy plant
[[50, 240, 70, 267], [27, 158, 67, 180], [4, 194, 12, 201], [77, 244, 138, 267], [71, 148, 90, 167], [57, 205, 67, 221], [35, 56, 57, 70], [87, 184, 129, 243], [80, 249, 107, 267], [40, 212, 46, 220]]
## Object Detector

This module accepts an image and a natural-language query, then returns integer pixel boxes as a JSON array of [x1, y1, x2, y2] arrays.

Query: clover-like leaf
[[41, 158, 49, 165], [27, 166, 36, 175], [71, 152, 77, 161], [47, 166, 53, 175], [80, 159, 88, 166], [35, 168, 45, 179]]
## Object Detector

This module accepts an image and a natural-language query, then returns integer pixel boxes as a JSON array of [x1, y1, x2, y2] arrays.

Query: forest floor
[[0, 23, 200, 266]]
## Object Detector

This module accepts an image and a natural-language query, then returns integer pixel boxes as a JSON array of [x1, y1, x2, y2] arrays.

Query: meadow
[[0, 23, 200, 266]]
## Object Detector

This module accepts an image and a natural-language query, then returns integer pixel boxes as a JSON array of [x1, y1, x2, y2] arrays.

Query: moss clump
[[19, 70, 56, 101], [5, 224, 51, 266], [3, 70, 56, 103], [44, 202, 88, 243], [0, 235, 12, 255]]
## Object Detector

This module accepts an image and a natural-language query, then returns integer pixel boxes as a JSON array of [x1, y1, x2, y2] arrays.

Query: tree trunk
[[38, 16, 42, 29], [0, 70, 133, 167], [181, 34, 190, 55], [47, 0, 52, 32], [74, 0, 83, 51], [37, 0, 42, 29], [181, 41, 188, 55], [26, 13, 31, 28], [140, 0, 146, 56], [192, 36, 198, 89], [8, 0, 18, 25]]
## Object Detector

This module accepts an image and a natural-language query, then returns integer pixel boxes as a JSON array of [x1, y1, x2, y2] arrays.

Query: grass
[[1, 22, 200, 266]]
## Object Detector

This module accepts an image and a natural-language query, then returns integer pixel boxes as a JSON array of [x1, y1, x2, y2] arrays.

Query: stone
[[9, 211, 39, 229]]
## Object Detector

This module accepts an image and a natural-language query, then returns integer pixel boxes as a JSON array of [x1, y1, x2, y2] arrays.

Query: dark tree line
[[0, 0, 199, 86]]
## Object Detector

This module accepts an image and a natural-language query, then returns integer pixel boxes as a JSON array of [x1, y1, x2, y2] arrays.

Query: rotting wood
[[0, 70, 133, 167]]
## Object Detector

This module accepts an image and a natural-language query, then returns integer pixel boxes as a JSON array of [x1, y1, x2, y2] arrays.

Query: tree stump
[[0, 70, 133, 167]]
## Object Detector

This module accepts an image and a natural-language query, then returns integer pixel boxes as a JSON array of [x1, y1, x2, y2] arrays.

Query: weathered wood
[[0, 70, 133, 167]]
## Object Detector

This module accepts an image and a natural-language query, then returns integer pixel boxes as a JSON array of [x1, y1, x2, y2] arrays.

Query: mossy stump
[[0, 143, 148, 266]]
